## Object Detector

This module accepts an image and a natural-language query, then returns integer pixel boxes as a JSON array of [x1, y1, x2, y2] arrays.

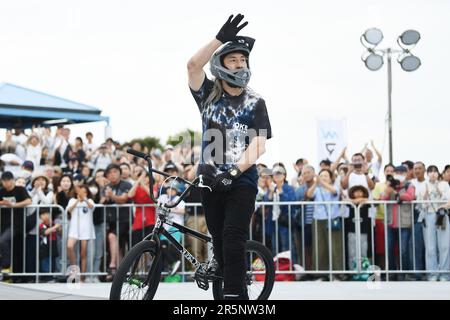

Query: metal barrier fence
[[1, 200, 449, 282]]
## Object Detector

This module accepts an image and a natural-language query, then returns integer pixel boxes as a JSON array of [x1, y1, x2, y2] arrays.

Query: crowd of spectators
[[1, 127, 450, 282]]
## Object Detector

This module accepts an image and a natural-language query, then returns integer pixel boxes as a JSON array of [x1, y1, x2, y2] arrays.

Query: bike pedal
[[195, 278, 209, 291]]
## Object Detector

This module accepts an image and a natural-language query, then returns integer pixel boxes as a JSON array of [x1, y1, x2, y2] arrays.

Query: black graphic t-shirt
[[190, 76, 272, 190], [0, 186, 31, 232]]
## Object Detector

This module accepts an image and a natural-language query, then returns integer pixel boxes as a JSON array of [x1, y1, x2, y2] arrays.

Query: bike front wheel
[[109, 239, 162, 300], [212, 240, 275, 300]]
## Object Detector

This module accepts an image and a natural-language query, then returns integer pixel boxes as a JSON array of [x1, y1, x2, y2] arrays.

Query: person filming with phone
[[340, 153, 375, 192]]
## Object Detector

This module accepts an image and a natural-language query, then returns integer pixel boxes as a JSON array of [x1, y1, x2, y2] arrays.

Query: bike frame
[[144, 210, 212, 271], [126, 148, 214, 276]]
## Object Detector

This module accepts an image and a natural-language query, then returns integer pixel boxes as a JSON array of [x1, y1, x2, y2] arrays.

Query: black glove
[[197, 164, 217, 189], [213, 171, 234, 192], [216, 14, 248, 43]]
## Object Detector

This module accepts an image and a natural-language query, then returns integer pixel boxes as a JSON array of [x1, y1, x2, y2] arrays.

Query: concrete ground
[[2, 281, 450, 300]]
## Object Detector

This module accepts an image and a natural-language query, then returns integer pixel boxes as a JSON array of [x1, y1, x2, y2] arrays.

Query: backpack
[[254, 251, 295, 282]]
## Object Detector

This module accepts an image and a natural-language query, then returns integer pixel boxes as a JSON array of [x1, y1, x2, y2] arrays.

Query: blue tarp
[[0, 82, 109, 128]]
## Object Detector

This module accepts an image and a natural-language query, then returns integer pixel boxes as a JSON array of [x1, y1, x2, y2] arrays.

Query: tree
[[126, 136, 162, 151], [166, 129, 201, 149]]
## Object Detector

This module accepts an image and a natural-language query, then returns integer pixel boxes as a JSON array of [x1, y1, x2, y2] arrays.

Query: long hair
[[205, 79, 224, 105]]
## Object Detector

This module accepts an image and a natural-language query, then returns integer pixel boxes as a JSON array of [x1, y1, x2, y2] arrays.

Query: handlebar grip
[[127, 148, 150, 160]]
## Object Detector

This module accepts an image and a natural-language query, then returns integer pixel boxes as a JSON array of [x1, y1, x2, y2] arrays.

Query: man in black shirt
[[102, 164, 132, 281], [0, 171, 32, 279], [188, 14, 272, 299]]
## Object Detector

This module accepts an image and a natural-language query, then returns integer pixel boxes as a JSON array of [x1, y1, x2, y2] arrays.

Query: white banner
[[316, 118, 347, 163]]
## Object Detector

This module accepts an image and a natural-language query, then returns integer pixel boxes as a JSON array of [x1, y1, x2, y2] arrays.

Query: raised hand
[[216, 13, 248, 43]]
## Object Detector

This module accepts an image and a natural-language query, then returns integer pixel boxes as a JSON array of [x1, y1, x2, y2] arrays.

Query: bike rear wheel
[[212, 240, 275, 300], [109, 240, 162, 300]]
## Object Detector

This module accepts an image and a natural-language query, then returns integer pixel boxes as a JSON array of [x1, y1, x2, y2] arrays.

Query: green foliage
[[166, 129, 201, 148]]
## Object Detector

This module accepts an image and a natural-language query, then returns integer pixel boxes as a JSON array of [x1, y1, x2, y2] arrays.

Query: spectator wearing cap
[[306, 169, 343, 279], [73, 173, 86, 187], [25, 134, 42, 170], [158, 179, 185, 280], [0, 171, 32, 280], [20, 160, 34, 191], [26, 172, 55, 277], [103, 163, 132, 281], [416, 165, 450, 281], [30, 172, 54, 207], [263, 165, 296, 255], [163, 161, 186, 194], [381, 165, 416, 280], [256, 163, 267, 174]]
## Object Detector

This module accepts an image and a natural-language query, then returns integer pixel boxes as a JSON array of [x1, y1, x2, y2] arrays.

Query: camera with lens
[[437, 207, 449, 216], [386, 174, 401, 189], [352, 163, 362, 169], [436, 207, 449, 229]]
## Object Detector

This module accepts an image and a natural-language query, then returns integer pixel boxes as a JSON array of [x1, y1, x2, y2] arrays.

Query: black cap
[[164, 162, 178, 173], [22, 160, 34, 171], [1, 171, 14, 181], [394, 165, 407, 173]]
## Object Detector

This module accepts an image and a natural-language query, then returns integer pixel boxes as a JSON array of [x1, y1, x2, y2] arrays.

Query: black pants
[[201, 185, 257, 296]]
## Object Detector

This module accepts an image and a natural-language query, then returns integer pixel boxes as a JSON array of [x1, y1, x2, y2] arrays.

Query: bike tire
[[212, 240, 275, 300], [109, 240, 162, 300]]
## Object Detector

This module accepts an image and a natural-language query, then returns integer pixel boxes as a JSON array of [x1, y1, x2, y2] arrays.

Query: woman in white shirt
[[25, 134, 43, 170], [66, 185, 96, 282], [416, 165, 450, 281]]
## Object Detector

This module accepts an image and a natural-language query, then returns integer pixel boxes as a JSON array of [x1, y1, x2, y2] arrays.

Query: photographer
[[381, 165, 415, 280], [340, 153, 375, 192], [417, 165, 450, 281]]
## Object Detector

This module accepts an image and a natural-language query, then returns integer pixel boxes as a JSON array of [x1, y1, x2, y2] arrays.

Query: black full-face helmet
[[210, 36, 255, 88]]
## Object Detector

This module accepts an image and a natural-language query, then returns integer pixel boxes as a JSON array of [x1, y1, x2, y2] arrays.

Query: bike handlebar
[[126, 148, 208, 209]]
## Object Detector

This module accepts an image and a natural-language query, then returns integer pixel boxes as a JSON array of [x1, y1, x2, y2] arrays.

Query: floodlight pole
[[387, 48, 393, 164]]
